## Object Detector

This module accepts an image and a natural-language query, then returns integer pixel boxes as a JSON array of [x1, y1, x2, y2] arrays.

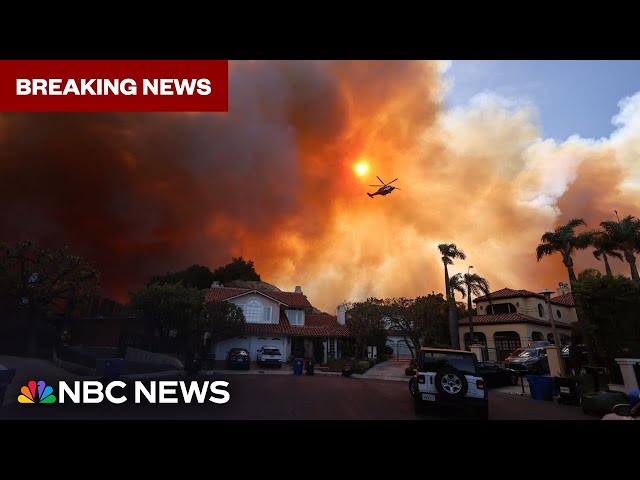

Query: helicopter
[[367, 176, 400, 198]]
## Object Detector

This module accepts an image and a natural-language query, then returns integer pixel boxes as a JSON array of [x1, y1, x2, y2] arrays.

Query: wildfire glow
[[354, 161, 369, 176]]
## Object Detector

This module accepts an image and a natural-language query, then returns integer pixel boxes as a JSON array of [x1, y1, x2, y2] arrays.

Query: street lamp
[[538, 288, 566, 376], [467, 266, 475, 346]]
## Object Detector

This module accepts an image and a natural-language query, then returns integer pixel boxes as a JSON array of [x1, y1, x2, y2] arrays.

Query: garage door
[[251, 335, 285, 361], [215, 336, 249, 361]]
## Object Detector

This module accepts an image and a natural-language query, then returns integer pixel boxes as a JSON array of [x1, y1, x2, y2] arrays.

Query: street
[[0, 373, 596, 420]]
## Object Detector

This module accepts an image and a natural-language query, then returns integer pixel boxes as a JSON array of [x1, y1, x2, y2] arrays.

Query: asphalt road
[[0, 374, 596, 420]]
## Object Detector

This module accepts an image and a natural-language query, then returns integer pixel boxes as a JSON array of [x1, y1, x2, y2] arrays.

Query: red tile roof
[[244, 311, 351, 338], [551, 292, 575, 307], [473, 287, 575, 307], [473, 288, 540, 303], [206, 286, 313, 309], [459, 312, 572, 328]]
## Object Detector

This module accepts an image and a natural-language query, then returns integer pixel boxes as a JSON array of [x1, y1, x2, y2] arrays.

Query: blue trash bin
[[628, 389, 640, 407], [527, 375, 554, 401], [293, 358, 304, 375]]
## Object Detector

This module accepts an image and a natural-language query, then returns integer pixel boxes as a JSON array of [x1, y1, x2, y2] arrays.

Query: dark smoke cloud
[[1, 61, 640, 311]]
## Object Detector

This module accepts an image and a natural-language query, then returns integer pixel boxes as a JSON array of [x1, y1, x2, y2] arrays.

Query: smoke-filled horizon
[[1, 60, 640, 313]]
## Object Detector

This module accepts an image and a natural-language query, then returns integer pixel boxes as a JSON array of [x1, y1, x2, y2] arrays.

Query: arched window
[[244, 298, 264, 323], [547, 333, 555, 344], [538, 304, 544, 317]]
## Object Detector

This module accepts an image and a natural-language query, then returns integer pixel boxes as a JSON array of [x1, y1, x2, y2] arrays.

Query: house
[[206, 282, 351, 363], [458, 285, 575, 362]]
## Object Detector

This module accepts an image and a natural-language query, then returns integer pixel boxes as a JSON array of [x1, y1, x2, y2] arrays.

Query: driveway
[[0, 355, 82, 407], [357, 359, 410, 381]]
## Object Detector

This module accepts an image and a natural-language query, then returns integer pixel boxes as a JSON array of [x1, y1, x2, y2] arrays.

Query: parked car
[[226, 348, 250, 370], [411, 347, 488, 419], [504, 347, 549, 374], [602, 402, 640, 420], [257, 346, 282, 368], [477, 361, 519, 388]]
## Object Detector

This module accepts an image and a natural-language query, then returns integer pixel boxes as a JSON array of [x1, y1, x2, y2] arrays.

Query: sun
[[354, 161, 369, 176]]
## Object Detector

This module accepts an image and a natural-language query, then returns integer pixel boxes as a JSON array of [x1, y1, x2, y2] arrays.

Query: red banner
[[0, 60, 228, 112]]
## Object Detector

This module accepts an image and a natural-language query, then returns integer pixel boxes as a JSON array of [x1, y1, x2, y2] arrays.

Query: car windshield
[[419, 352, 476, 375], [263, 349, 280, 355], [512, 348, 538, 358]]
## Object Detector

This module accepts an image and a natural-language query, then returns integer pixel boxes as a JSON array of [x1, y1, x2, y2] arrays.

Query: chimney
[[211, 281, 221, 288], [556, 282, 571, 296], [294, 286, 302, 294], [337, 304, 346, 325]]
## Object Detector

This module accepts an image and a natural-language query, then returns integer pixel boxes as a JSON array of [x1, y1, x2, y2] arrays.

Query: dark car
[[477, 361, 519, 388], [504, 347, 549, 374], [226, 348, 250, 370]]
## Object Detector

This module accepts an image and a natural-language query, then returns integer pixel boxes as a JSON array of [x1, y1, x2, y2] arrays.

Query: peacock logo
[[18, 380, 57, 404]]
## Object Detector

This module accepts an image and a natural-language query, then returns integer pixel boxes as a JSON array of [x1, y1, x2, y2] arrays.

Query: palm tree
[[600, 215, 640, 283], [536, 218, 595, 363], [438, 243, 466, 349], [450, 272, 490, 347], [536, 218, 592, 283], [591, 229, 623, 276]]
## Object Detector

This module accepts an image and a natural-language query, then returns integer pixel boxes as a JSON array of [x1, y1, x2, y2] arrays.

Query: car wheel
[[509, 373, 519, 386], [434, 367, 469, 399]]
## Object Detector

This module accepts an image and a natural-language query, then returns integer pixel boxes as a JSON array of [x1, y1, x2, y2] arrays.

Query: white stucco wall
[[475, 296, 575, 327], [227, 294, 281, 324]]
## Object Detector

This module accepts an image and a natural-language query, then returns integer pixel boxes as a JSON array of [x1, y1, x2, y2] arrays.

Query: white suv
[[409, 348, 488, 419], [257, 346, 282, 368]]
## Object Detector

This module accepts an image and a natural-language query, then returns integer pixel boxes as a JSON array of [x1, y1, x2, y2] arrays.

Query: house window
[[328, 338, 336, 359], [242, 298, 271, 323], [556, 309, 562, 319], [487, 303, 516, 314], [286, 309, 304, 325], [538, 304, 544, 318]]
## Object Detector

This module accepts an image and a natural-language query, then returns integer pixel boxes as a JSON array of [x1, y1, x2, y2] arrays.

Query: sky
[[1, 60, 640, 313], [445, 60, 640, 140]]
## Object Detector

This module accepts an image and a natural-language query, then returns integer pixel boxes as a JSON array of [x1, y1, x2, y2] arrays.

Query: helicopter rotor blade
[[388, 178, 398, 184], [376, 176, 385, 185], [369, 184, 383, 187], [394, 188, 401, 190]]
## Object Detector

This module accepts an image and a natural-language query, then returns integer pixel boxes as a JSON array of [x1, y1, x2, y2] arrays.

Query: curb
[[352, 374, 410, 382]]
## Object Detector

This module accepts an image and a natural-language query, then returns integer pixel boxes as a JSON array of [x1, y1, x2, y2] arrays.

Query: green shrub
[[382, 345, 394, 356], [354, 360, 371, 374], [405, 367, 415, 376], [368, 359, 376, 368]]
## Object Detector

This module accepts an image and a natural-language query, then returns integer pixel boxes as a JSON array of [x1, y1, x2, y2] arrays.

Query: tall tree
[[0, 240, 100, 355], [345, 299, 388, 359], [451, 272, 491, 346], [572, 269, 640, 376], [536, 218, 595, 363], [201, 301, 246, 354], [148, 264, 215, 290], [536, 218, 592, 283], [600, 215, 640, 283], [590, 229, 623, 276], [212, 257, 261, 284], [438, 243, 466, 349], [130, 283, 204, 353], [380, 297, 423, 358]]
